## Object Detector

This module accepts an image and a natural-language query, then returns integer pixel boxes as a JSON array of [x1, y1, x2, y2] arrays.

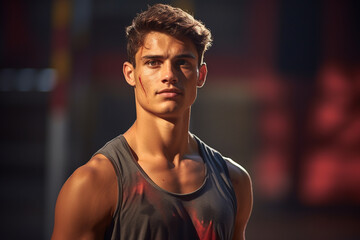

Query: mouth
[[156, 88, 183, 97]]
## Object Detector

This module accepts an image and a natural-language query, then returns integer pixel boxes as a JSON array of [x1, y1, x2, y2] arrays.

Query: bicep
[[51, 165, 114, 240]]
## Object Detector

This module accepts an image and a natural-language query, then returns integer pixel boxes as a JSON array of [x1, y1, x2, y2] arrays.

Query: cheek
[[138, 76, 147, 97], [182, 67, 198, 77], [185, 80, 198, 100], [185, 71, 200, 87]]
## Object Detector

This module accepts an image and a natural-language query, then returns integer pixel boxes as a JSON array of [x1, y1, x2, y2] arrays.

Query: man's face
[[124, 31, 207, 119]]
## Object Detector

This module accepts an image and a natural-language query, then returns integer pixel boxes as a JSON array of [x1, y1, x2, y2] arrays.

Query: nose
[[161, 61, 178, 84]]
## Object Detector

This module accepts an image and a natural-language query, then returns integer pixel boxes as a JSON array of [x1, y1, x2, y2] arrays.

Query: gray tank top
[[96, 134, 237, 240]]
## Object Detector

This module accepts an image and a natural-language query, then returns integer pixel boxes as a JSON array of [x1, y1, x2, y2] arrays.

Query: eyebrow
[[175, 53, 196, 59], [141, 53, 196, 60]]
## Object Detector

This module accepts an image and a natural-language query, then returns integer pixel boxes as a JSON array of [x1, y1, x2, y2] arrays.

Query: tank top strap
[[193, 134, 237, 213], [93, 135, 135, 217]]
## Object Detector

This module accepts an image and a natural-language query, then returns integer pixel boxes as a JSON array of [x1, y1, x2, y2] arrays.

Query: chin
[[157, 106, 189, 119], [140, 101, 191, 119]]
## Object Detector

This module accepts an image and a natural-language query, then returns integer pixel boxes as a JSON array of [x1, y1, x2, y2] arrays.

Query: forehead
[[136, 31, 198, 59]]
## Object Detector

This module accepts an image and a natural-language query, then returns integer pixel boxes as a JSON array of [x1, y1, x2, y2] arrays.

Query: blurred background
[[1, 0, 359, 239]]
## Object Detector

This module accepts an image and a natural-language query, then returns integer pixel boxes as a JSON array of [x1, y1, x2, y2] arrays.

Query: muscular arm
[[51, 155, 118, 240], [226, 159, 253, 240]]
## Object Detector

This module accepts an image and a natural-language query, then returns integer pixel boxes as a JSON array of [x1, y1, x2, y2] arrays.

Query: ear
[[123, 61, 136, 86], [197, 63, 208, 88]]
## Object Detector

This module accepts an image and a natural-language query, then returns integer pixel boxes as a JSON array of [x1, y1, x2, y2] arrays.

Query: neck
[[124, 109, 195, 161]]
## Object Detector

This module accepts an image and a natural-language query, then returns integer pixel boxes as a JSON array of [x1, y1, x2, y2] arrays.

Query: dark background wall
[[1, 0, 359, 239]]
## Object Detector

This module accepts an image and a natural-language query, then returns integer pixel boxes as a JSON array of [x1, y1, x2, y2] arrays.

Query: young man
[[51, 4, 252, 240]]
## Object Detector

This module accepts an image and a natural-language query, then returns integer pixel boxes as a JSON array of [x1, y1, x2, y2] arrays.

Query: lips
[[157, 88, 182, 97]]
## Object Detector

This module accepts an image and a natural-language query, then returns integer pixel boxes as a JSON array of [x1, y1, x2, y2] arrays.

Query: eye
[[176, 59, 191, 68], [145, 60, 161, 67]]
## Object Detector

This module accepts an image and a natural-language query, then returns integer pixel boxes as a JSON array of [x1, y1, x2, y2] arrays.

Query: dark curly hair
[[125, 4, 212, 67]]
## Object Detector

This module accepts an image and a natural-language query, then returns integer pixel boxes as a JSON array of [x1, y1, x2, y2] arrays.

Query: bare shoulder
[[51, 154, 118, 240], [224, 157, 252, 188], [59, 154, 117, 209], [224, 158, 253, 240], [70, 154, 117, 191]]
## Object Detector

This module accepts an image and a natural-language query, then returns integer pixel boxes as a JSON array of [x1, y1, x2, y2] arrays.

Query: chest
[[137, 157, 206, 194], [119, 171, 236, 240]]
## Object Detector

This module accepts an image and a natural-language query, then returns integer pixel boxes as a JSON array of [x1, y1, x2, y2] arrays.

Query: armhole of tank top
[[193, 134, 238, 214], [222, 157, 238, 214], [222, 157, 232, 180]]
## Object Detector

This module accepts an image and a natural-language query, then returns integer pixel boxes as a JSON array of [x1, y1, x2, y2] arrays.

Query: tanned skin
[[51, 31, 253, 240]]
